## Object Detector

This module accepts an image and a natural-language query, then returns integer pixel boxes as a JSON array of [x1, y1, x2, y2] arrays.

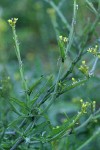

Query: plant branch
[[10, 137, 24, 150], [38, 48, 85, 106], [44, 0, 70, 31], [77, 128, 100, 150], [12, 25, 29, 103], [65, 0, 77, 54]]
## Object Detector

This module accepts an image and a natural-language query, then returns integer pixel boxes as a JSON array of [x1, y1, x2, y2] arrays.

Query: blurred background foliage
[[0, 0, 100, 149]]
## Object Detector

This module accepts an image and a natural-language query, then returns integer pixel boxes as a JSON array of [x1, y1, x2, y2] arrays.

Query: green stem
[[41, 63, 62, 113], [47, 111, 83, 142], [85, 0, 98, 16], [73, 109, 100, 132], [44, 0, 70, 31], [12, 26, 29, 103], [10, 137, 24, 150], [75, 114, 93, 132], [58, 77, 88, 96], [65, 0, 77, 54], [38, 48, 85, 107], [93, 114, 100, 119], [58, 0, 66, 9], [10, 119, 36, 150], [77, 128, 100, 150]]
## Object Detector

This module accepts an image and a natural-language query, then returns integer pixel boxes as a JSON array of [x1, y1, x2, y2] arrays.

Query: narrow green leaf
[[59, 78, 88, 95], [9, 101, 22, 116], [27, 76, 43, 96], [28, 96, 38, 107], [47, 112, 82, 142], [10, 97, 28, 110], [8, 116, 24, 128]]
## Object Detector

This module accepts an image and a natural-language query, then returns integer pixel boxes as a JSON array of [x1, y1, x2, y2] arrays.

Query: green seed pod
[[58, 38, 66, 63]]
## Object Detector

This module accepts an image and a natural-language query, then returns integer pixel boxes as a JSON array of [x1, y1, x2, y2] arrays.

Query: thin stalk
[[75, 108, 100, 132], [90, 14, 100, 34], [47, 111, 83, 142], [39, 48, 85, 106], [44, 0, 70, 31], [10, 137, 24, 150], [39, 8, 63, 111], [65, 0, 77, 54], [58, 77, 88, 96], [89, 57, 98, 76], [10, 121, 35, 150], [94, 108, 100, 115], [85, 0, 98, 16], [41, 63, 62, 113], [93, 114, 100, 119], [58, 0, 66, 9], [12, 26, 29, 103], [38, 0, 85, 106], [98, 0, 100, 10], [77, 128, 100, 150], [61, 48, 84, 81], [75, 115, 93, 132]]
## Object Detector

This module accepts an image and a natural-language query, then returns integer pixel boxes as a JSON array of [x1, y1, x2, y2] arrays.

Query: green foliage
[[0, 0, 100, 150]]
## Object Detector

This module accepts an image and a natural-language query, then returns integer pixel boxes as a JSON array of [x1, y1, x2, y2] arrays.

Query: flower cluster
[[80, 99, 90, 114], [80, 99, 96, 114], [87, 45, 100, 58], [8, 18, 18, 27], [59, 35, 68, 43], [58, 35, 68, 62], [79, 61, 89, 77]]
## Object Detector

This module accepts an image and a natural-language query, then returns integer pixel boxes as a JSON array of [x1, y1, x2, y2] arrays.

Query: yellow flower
[[8, 18, 18, 27]]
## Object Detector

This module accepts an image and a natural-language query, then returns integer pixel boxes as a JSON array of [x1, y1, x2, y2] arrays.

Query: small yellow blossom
[[79, 61, 89, 76], [63, 37, 68, 42], [87, 45, 100, 58], [59, 35, 63, 41], [72, 77, 75, 82], [93, 101, 96, 112], [80, 99, 91, 114], [8, 18, 18, 27], [80, 99, 83, 103], [59, 35, 68, 43], [72, 77, 77, 84], [82, 61, 86, 65]]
